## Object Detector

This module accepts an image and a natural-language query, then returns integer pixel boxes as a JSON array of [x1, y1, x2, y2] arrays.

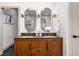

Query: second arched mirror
[[41, 8, 52, 32]]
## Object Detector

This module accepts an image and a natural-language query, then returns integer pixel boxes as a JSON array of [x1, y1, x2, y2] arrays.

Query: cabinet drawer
[[31, 48, 48, 56]]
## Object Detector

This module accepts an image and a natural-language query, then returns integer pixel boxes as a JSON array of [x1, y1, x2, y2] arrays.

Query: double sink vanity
[[14, 33, 63, 56], [14, 8, 63, 56]]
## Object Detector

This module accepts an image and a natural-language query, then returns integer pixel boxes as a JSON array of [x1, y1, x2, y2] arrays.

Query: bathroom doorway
[[69, 3, 79, 56], [2, 7, 18, 53]]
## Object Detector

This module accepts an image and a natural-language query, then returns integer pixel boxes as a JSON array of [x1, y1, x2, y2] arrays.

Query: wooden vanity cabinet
[[14, 39, 31, 56], [14, 37, 63, 56], [31, 39, 48, 56]]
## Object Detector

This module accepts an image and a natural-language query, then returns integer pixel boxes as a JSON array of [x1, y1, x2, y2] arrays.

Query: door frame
[[68, 2, 78, 56], [1, 6, 20, 55], [68, 2, 73, 56]]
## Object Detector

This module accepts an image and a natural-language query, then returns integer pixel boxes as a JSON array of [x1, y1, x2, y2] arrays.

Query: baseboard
[[3, 43, 14, 51]]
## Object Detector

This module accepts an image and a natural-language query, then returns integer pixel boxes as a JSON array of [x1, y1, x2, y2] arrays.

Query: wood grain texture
[[14, 37, 63, 56]]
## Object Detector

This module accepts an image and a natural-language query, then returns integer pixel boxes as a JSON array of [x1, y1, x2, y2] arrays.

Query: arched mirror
[[25, 9, 36, 32], [41, 8, 52, 32]]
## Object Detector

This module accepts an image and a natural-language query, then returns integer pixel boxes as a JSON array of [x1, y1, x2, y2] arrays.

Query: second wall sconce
[[21, 14, 24, 18], [38, 14, 40, 18], [53, 10, 58, 18]]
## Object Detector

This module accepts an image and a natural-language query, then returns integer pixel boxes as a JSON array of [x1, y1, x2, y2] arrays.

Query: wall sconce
[[53, 10, 58, 18], [2, 8, 4, 10], [53, 14, 57, 18], [21, 14, 24, 18], [38, 14, 40, 18], [53, 10, 60, 22]]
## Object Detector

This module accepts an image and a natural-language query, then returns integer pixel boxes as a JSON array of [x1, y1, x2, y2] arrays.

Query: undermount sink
[[21, 33, 36, 36], [41, 33, 56, 36]]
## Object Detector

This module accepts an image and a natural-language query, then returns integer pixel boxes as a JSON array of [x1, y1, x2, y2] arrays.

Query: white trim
[[1, 6, 19, 53], [0, 8, 3, 56]]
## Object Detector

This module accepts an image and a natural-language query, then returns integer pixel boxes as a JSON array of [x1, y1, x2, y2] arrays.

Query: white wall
[[0, 2, 69, 56], [56, 3, 69, 56], [68, 3, 73, 56], [0, 8, 3, 55]]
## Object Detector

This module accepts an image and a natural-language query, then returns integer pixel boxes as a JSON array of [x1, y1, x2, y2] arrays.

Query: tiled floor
[[1, 46, 14, 56]]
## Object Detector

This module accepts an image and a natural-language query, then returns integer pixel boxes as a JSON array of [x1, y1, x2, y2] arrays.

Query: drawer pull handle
[[29, 44, 31, 50], [46, 44, 48, 50]]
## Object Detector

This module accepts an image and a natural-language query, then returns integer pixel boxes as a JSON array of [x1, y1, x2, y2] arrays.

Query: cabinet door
[[14, 39, 26, 56], [14, 39, 31, 56], [31, 39, 39, 56], [31, 39, 48, 56], [48, 39, 62, 56], [38, 39, 48, 56], [24, 39, 31, 56]]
